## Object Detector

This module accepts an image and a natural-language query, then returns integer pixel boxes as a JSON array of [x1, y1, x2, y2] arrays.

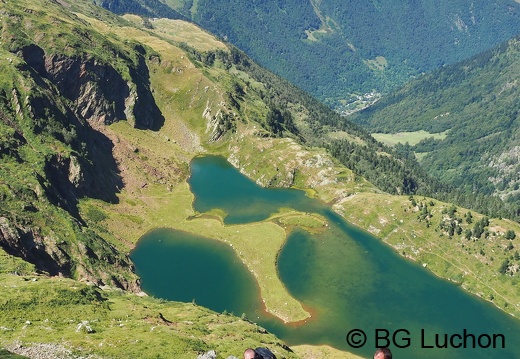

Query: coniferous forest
[[351, 36, 520, 221], [2, 1, 520, 358], [160, 0, 520, 108]]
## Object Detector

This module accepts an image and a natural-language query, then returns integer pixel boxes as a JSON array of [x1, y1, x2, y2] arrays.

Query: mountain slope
[[1, 0, 520, 357], [350, 35, 520, 219], [96, 0, 185, 20], [0, 0, 383, 356], [163, 0, 520, 108], [0, 0, 143, 290], [0, 0, 305, 356]]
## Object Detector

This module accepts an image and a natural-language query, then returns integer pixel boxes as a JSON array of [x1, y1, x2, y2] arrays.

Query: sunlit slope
[[351, 36, 520, 219], [0, 255, 297, 359], [1, 0, 520, 357], [161, 0, 520, 108]]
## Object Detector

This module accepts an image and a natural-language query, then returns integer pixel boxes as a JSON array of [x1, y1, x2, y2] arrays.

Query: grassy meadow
[[372, 130, 448, 146], [1, 4, 520, 359], [85, 9, 520, 357], [0, 269, 298, 359]]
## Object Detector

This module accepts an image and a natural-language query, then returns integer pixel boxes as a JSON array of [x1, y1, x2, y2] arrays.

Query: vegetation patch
[[364, 56, 388, 71], [0, 271, 298, 359], [372, 130, 449, 146], [271, 211, 327, 232], [292, 345, 365, 359], [2, 1, 520, 358]]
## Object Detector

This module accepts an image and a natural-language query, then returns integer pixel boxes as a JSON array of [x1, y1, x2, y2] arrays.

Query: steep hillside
[[0, 0, 377, 356], [0, 0, 306, 357], [95, 0, 185, 20], [0, 255, 301, 359], [1, 0, 520, 357], [0, 0, 142, 291], [163, 0, 520, 108], [351, 36, 520, 220]]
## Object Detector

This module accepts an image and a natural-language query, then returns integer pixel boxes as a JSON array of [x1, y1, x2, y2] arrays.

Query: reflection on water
[[132, 156, 520, 359], [132, 228, 264, 316]]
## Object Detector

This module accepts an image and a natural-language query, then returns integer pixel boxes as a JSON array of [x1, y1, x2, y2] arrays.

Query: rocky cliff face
[[0, 216, 72, 277], [19, 43, 164, 130], [0, 30, 170, 291], [0, 207, 140, 290]]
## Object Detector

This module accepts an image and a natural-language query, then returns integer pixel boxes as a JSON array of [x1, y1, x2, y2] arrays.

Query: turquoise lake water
[[131, 155, 520, 358]]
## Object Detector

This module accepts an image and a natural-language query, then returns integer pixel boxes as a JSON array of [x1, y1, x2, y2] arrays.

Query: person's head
[[243, 348, 257, 359], [374, 347, 392, 359]]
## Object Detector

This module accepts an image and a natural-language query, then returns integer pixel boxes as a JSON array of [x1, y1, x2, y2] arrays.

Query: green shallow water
[[131, 228, 263, 316], [131, 156, 520, 358]]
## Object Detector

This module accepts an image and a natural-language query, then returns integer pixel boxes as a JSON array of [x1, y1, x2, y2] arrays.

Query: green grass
[[293, 345, 365, 359], [0, 251, 36, 276], [271, 210, 327, 232], [414, 151, 429, 161], [0, 349, 29, 358], [372, 130, 448, 146], [0, 269, 299, 359], [364, 56, 388, 71], [2, 2, 520, 358]]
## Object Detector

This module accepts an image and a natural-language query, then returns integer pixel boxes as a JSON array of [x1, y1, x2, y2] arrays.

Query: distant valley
[[351, 36, 520, 221], [1, 0, 520, 358], [152, 0, 520, 109]]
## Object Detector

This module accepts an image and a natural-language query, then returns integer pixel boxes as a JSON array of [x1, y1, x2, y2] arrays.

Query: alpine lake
[[131, 156, 520, 359]]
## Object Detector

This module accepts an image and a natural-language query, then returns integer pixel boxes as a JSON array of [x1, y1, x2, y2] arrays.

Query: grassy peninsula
[[1, 0, 519, 358]]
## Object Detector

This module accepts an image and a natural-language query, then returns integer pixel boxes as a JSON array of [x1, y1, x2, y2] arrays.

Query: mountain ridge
[[164, 0, 520, 108], [350, 35, 520, 220], [1, 0, 520, 357]]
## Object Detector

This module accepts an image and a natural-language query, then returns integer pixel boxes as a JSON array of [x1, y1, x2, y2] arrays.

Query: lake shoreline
[[108, 155, 520, 359]]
